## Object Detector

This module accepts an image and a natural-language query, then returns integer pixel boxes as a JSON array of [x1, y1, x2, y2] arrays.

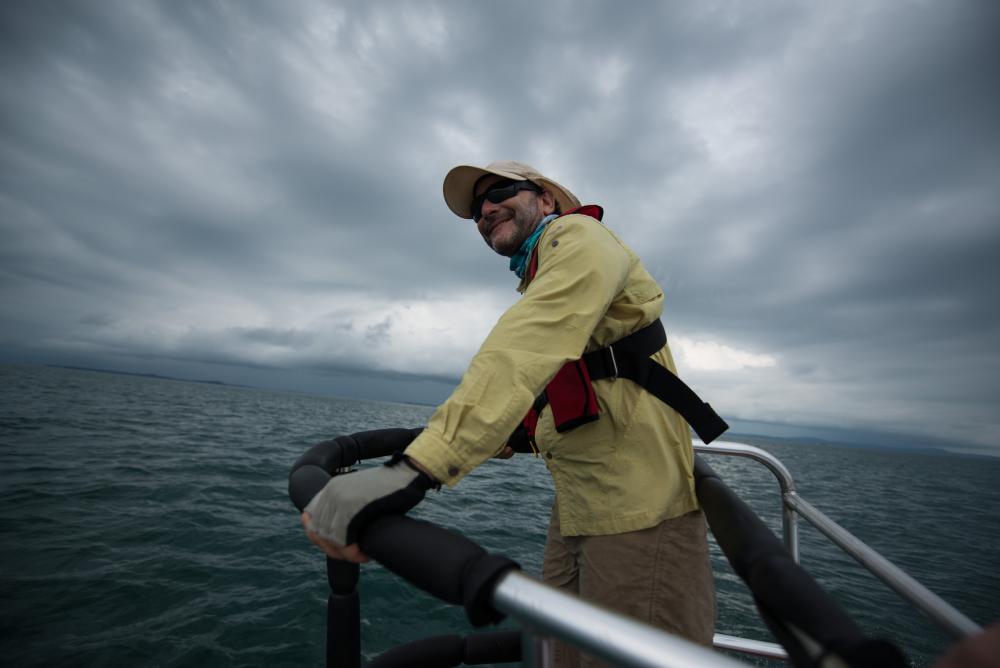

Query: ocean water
[[1, 364, 997, 667]]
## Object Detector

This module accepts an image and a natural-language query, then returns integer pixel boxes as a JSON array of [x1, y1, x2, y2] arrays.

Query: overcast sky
[[2, 1, 998, 452]]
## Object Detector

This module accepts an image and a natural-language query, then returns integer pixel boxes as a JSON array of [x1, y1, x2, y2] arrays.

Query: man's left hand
[[300, 453, 436, 561]]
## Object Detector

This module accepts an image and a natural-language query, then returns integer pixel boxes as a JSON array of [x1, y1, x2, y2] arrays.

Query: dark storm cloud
[[670, 5, 1000, 379], [2, 1, 998, 450]]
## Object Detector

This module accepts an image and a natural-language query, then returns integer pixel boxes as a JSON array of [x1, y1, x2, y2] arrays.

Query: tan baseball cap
[[442, 160, 581, 219]]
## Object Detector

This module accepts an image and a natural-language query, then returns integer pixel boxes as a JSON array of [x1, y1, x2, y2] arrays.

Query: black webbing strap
[[583, 320, 730, 444]]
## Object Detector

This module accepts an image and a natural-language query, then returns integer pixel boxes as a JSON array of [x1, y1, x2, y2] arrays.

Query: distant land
[[42, 363, 423, 404], [722, 432, 954, 458], [46, 364, 239, 388]]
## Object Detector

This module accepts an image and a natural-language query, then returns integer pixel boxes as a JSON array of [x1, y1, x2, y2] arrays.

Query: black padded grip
[[288, 428, 423, 510], [359, 514, 519, 627], [367, 630, 521, 668], [694, 456, 908, 667]]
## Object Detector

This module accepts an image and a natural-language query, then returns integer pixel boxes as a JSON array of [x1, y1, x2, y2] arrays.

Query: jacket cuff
[[403, 429, 470, 487]]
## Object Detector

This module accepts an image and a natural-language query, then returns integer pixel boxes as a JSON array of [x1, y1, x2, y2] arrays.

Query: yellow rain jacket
[[405, 212, 699, 536]]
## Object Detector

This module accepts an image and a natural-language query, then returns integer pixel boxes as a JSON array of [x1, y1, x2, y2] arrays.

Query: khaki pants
[[542, 503, 716, 667]]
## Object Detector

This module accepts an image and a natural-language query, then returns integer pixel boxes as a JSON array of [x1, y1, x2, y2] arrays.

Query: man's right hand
[[494, 445, 515, 459], [301, 453, 436, 562]]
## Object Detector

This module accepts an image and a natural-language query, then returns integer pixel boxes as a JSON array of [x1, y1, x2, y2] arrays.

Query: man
[[302, 161, 717, 665]]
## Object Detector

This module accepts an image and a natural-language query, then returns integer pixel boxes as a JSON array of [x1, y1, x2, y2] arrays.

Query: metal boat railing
[[289, 430, 982, 667], [694, 442, 982, 640], [493, 570, 747, 668], [497, 442, 982, 665]]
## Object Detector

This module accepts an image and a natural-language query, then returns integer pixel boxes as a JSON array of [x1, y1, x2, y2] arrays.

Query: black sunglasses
[[471, 180, 543, 221]]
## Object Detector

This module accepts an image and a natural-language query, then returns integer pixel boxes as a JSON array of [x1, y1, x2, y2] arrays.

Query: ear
[[539, 188, 556, 216]]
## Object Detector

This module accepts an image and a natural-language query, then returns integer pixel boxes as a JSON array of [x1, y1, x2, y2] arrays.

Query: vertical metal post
[[782, 498, 799, 563], [694, 443, 800, 562], [326, 558, 361, 668], [521, 629, 556, 668], [521, 629, 538, 668]]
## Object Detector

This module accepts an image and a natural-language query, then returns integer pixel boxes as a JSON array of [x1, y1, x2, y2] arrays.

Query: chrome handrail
[[784, 491, 981, 638], [695, 441, 982, 640], [694, 441, 799, 562], [293, 433, 980, 667], [492, 570, 749, 668], [712, 633, 790, 660]]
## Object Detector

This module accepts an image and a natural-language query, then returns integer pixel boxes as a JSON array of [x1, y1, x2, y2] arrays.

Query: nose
[[480, 197, 502, 219]]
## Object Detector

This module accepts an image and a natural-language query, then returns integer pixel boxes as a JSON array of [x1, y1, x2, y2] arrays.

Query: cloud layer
[[2, 1, 999, 450]]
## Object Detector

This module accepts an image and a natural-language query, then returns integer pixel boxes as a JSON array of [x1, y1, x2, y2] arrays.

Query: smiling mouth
[[484, 213, 513, 237]]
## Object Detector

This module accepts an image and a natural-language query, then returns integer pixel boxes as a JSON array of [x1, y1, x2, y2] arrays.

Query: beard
[[479, 197, 542, 257]]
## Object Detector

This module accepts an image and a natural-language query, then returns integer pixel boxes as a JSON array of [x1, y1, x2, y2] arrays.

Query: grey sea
[[1, 364, 998, 667]]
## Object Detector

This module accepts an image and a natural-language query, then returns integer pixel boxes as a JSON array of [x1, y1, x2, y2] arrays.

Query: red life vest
[[508, 206, 728, 454]]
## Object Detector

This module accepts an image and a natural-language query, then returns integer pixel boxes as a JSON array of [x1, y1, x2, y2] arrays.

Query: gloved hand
[[302, 452, 437, 561]]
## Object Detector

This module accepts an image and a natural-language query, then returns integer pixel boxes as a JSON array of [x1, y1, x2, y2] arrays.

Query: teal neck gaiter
[[509, 214, 559, 279]]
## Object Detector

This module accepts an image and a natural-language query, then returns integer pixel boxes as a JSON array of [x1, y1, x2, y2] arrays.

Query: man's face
[[473, 176, 553, 257]]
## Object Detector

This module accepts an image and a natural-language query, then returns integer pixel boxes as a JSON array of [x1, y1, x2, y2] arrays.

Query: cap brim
[[443, 164, 531, 219]]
